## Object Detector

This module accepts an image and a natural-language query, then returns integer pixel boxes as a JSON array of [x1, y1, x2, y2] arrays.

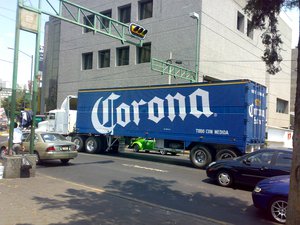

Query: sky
[[0, 1, 299, 89]]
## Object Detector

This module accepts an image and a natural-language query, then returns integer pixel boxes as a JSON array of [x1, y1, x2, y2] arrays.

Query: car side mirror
[[243, 159, 251, 165]]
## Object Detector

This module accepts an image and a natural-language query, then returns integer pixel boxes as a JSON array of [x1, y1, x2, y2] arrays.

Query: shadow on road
[[31, 176, 273, 225]]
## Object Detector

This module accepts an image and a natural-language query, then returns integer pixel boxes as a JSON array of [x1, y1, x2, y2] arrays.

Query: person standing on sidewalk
[[12, 122, 24, 154]]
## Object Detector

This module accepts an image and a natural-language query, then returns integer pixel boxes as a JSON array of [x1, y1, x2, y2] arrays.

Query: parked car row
[[205, 148, 292, 224]]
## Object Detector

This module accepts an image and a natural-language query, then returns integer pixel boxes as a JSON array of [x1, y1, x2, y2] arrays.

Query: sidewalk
[[0, 174, 224, 225]]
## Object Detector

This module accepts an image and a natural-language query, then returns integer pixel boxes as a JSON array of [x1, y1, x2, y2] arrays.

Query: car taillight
[[46, 146, 56, 152]]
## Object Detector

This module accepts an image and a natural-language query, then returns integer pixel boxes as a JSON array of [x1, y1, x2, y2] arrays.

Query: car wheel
[[171, 152, 177, 156], [133, 144, 140, 152], [189, 145, 212, 169], [160, 150, 167, 155], [268, 197, 288, 224], [72, 136, 86, 152], [61, 159, 70, 165], [217, 170, 233, 187], [216, 149, 237, 160], [34, 151, 42, 165]]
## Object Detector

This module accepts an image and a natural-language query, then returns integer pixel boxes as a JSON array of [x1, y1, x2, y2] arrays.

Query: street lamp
[[8, 47, 34, 101], [189, 12, 201, 82]]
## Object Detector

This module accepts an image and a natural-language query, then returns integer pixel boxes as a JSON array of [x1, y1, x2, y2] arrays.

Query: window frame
[[237, 11, 245, 33], [82, 52, 93, 70], [100, 9, 112, 29], [98, 49, 111, 68], [276, 98, 289, 114], [137, 42, 151, 64], [116, 46, 130, 66], [83, 14, 95, 33], [118, 4, 131, 23], [247, 19, 254, 39], [139, 0, 153, 20]]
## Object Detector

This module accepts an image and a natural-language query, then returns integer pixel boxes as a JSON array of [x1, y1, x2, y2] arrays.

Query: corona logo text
[[91, 88, 213, 134]]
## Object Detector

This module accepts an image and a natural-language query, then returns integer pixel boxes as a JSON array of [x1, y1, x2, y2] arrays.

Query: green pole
[[29, 0, 42, 154], [195, 16, 200, 82], [8, 0, 21, 153]]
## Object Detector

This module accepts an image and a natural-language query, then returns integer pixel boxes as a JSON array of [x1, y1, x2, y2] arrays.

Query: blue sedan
[[252, 175, 289, 224]]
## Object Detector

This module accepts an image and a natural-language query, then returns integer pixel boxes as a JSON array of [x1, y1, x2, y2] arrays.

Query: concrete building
[[43, 0, 293, 146]]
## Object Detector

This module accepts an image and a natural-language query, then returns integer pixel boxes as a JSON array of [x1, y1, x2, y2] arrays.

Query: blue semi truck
[[67, 79, 266, 169], [39, 79, 266, 168]]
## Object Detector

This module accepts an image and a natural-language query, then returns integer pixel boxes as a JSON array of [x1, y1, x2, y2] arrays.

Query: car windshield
[[41, 133, 66, 142]]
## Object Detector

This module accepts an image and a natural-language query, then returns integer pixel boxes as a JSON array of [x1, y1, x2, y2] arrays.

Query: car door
[[271, 151, 292, 175], [235, 151, 276, 186]]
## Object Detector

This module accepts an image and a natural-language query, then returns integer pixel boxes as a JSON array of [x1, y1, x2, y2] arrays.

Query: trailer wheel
[[160, 150, 167, 155], [216, 149, 237, 160], [85, 137, 100, 154], [190, 145, 212, 169], [72, 136, 86, 152]]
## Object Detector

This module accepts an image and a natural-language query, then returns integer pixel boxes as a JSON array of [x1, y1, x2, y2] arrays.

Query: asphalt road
[[34, 150, 277, 225]]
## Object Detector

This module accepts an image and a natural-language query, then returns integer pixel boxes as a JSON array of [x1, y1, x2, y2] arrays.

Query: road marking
[[40, 173, 230, 225], [122, 163, 168, 173]]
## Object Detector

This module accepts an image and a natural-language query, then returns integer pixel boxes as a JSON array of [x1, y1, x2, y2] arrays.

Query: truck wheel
[[216, 149, 237, 160], [160, 150, 167, 155], [85, 137, 100, 154], [190, 145, 212, 169], [72, 136, 85, 152]]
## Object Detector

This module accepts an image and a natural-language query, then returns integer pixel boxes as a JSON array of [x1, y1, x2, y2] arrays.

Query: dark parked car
[[206, 148, 292, 187], [252, 175, 289, 224]]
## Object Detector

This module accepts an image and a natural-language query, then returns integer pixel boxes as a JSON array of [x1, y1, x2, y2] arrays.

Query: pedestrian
[[12, 122, 24, 154]]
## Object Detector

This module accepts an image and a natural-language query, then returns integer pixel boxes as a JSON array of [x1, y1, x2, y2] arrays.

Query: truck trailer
[[39, 80, 267, 168]]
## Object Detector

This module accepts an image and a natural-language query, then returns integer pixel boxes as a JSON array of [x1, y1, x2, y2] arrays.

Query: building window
[[139, 0, 153, 20], [137, 42, 151, 63], [83, 15, 94, 33], [117, 46, 129, 66], [82, 52, 93, 70], [276, 98, 288, 114], [237, 11, 244, 33], [100, 10, 112, 29], [247, 20, 254, 39], [98, 49, 110, 68], [119, 5, 131, 23]]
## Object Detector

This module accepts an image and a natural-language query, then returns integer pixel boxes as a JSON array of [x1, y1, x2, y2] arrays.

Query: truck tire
[[190, 145, 212, 169], [72, 136, 86, 152], [160, 150, 167, 155], [216, 149, 237, 160], [85, 136, 100, 154]]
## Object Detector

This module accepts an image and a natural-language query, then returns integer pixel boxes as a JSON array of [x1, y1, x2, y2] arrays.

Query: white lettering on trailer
[[91, 88, 214, 134]]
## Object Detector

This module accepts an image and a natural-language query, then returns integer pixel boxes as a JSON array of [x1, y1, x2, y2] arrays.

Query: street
[[33, 150, 276, 225]]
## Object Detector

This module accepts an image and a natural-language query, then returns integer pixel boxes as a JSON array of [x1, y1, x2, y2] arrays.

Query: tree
[[1, 88, 30, 119], [244, 0, 299, 224]]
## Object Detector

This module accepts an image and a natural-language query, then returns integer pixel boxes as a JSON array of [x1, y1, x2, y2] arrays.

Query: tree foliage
[[1, 89, 30, 117], [244, 0, 298, 74]]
